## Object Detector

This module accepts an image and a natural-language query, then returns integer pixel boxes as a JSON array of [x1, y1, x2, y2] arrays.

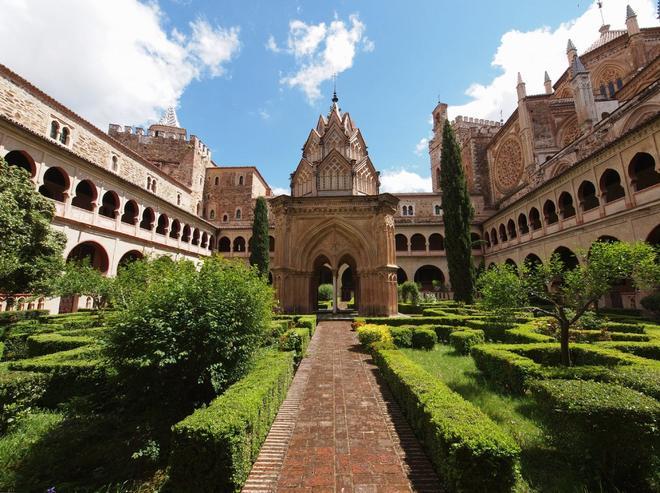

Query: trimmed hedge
[[361, 315, 471, 327], [450, 330, 485, 355], [8, 346, 106, 406], [470, 344, 545, 394], [0, 369, 48, 430], [374, 349, 520, 492], [411, 327, 437, 350], [597, 341, 660, 361], [278, 328, 310, 363], [503, 322, 555, 344], [357, 325, 393, 349], [389, 326, 413, 348], [296, 315, 316, 336], [168, 350, 295, 492], [26, 333, 95, 357], [531, 379, 660, 490], [0, 310, 48, 325]]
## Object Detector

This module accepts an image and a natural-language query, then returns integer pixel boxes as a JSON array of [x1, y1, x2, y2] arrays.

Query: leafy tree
[[249, 196, 270, 278], [0, 157, 66, 299], [106, 257, 274, 408], [51, 259, 113, 311], [476, 263, 526, 324], [478, 241, 660, 365], [400, 281, 420, 305], [111, 255, 176, 309], [318, 283, 333, 301], [439, 120, 475, 303]]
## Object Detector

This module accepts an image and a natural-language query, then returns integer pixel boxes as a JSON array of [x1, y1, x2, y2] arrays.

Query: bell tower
[[429, 102, 448, 192]]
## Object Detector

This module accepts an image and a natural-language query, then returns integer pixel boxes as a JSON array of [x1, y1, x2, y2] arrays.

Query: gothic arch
[[298, 218, 375, 270]]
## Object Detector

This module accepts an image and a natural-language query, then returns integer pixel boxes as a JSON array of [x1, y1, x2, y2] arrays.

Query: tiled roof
[[586, 29, 626, 53]]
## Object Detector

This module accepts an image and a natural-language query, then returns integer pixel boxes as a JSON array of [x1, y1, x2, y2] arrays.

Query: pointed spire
[[572, 55, 587, 77], [517, 72, 523, 84], [158, 106, 180, 128], [626, 4, 640, 35], [516, 72, 526, 100], [331, 73, 339, 104], [544, 71, 553, 95], [544, 71, 550, 82], [626, 5, 636, 19], [566, 39, 576, 53]]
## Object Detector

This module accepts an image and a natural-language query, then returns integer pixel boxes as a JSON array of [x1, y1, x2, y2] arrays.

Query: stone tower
[[429, 101, 448, 192]]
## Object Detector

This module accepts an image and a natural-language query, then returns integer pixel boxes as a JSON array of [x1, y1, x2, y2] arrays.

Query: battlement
[[453, 115, 502, 128], [108, 123, 211, 158]]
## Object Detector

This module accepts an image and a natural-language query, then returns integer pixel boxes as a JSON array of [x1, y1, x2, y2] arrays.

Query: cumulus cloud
[[414, 137, 429, 156], [380, 169, 432, 193], [271, 186, 290, 196], [448, 0, 657, 120], [0, 0, 241, 127], [270, 14, 373, 103]]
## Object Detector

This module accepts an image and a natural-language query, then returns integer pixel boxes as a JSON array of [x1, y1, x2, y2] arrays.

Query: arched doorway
[[4, 150, 36, 177], [118, 250, 143, 268], [311, 255, 333, 312], [553, 246, 579, 270], [337, 254, 358, 311], [396, 267, 408, 284], [60, 241, 109, 313], [414, 265, 444, 292]]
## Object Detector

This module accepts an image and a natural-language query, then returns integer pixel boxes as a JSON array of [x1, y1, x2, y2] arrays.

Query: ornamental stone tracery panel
[[493, 137, 523, 193]]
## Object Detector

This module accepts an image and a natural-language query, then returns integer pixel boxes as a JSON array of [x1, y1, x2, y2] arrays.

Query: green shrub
[[388, 326, 412, 348], [641, 291, 660, 316], [433, 324, 460, 343], [465, 318, 512, 341], [169, 350, 294, 492], [601, 321, 644, 333], [362, 315, 470, 327], [0, 343, 3, 360], [599, 307, 643, 317], [398, 303, 423, 315], [597, 341, 660, 360], [106, 257, 273, 408], [530, 379, 660, 491], [26, 333, 95, 357], [9, 346, 106, 406], [400, 281, 420, 304], [374, 349, 520, 492], [0, 310, 48, 325], [357, 325, 393, 350], [411, 327, 437, 350], [0, 370, 48, 430], [278, 328, 310, 363], [295, 315, 316, 335], [504, 322, 555, 343], [318, 283, 333, 302], [471, 345, 545, 394], [450, 330, 485, 355]]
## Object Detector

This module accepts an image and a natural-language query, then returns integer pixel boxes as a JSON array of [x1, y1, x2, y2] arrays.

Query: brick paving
[[243, 321, 442, 493]]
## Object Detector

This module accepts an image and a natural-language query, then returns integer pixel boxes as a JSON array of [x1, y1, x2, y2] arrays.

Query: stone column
[[332, 271, 338, 314]]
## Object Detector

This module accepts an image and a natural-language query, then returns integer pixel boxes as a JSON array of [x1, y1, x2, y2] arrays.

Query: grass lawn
[[400, 344, 595, 493]]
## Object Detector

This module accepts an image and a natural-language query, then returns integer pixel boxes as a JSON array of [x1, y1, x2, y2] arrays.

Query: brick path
[[243, 321, 442, 492]]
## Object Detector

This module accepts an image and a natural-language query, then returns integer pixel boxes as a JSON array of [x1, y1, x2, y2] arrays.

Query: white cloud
[[271, 14, 373, 103], [380, 169, 432, 193], [271, 186, 289, 196], [414, 137, 429, 156], [0, 0, 241, 127], [448, 0, 657, 121], [266, 35, 280, 53], [259, 109, 271, 120]]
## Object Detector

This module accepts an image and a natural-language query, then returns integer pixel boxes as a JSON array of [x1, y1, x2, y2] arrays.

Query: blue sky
[[0, 0, 657, 193]]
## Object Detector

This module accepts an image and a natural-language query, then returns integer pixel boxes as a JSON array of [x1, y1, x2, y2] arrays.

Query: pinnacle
[[544, 71, 551, 82], [158, 106, 180, 128], [626, 4, 636, 19], [567, 39, 576, 52]]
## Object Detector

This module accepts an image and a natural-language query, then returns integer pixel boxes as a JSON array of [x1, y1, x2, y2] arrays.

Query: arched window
[[499, 224, 508, 242], [518, 213, 529, 234], [233, 236, 246, 252], [484, 232, 491, 248], [401, 205, 407, 216], [507, 219, 517, 239], [111, 155, 119, 172], [156, 214, 169, 235], [429, 233, 444, 251], [578, 181, 599, 211], [434, 204, 442, 215], [395, 234, 408, 251], [543, 200, 558, 224], [214, 176, 219, 186], [269, 236, 275, 252], [169, 219, 181, 239], [182, 225, 191, 242], [408, 205, 414, 216], [208, 235, 216, 251], [490, 227, 498, 245], [140, 208, 155, 230], [67, 241, 109, 274], [553, 246, 579, 270], [121, 200, 139, 225], [218, 236, 231, 252], [147, 177, 152, 190], [558, 192, 576, 219], [222, 214, 228, 222], [470, 233, 481, 250], [600, 169, 625, 203], [238, 176, 244, 186], [151, 180, 157, 193], [235, 209, 241, 220], [191, 229, 200, 246], [628, 152, 659, 191], [529, 208, 542, 230], [50, 121, 59, 139], [4, 150, 36, 177], [60, 127, 70, 145], [209, 210, 216, 220], [410, 233, 426, 251], [71, 180, 97, 211], [201, 232, 208, 248], [99, 191, 119, 218], [177, 193, 181, 206]]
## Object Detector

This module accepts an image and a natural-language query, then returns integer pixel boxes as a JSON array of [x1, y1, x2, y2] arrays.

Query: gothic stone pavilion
[[0, 6, 659, 315]]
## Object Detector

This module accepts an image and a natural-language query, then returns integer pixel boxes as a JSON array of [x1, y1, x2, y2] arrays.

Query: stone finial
[[544, 71, 553, 95], [517, 72, 523, 84], [572, 55, 587, 77], [159, 106, 180, 128], [626, 4, 640, 35], [626, 5, 636, 19], [566, 39, 576, 53], [516, 72, 526, 100]]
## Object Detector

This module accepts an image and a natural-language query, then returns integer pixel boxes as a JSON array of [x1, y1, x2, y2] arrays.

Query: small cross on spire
[[332, 73, 338, 103]]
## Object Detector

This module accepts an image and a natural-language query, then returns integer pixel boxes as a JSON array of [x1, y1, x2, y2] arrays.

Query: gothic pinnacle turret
[[516, 72, 526, 100], [626, 4, 640, 35], [544, 71, 553, 95]]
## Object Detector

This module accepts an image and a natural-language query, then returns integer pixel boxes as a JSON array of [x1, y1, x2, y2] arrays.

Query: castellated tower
[[428, 102, 447, 192], [108, 107, 211, 214]]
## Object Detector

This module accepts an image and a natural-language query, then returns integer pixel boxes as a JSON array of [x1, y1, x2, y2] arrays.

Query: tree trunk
[[560, 320, 571, 366]]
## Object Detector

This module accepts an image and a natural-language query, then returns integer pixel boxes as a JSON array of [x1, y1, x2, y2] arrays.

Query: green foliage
[[278, 328, 310, 363], [476, 264, 526, 322], [0, 370, 48, 430], [411, 326, 437, 350], [249, 196, 270, 278], [51, 259, 114, 311], [389, 326, 413, 348], [317, 283, 333, 301], [433, 324, 463, 343], [106, 257, 273, 408], [0, 157, 66, 296], [110, 255, 178, 310], [449, 329, 485, 355], [531, 379, 660, 491], [295, 315, 316, 335], [356, 324, 393, 350], [0, 310, 48, 326], [26, 333, 95, 357], [374, 348, 520, 492], [400, 281, 420, 304], [168, 350, 294, 492], [440, 120, 475, 303]]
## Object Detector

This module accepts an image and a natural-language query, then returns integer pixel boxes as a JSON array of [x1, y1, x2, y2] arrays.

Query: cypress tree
[[439, 120, 475, 303], [249, 196, 270, 278]]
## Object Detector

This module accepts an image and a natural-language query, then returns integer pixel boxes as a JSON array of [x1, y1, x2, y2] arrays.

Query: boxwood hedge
[[373, 349, 520, 492], [449, 330, 485, 355], [0, 369, 48, 430], [26, 333, 95, 357], [411, 327, 437, 350], [168, 349, 295, 492]]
